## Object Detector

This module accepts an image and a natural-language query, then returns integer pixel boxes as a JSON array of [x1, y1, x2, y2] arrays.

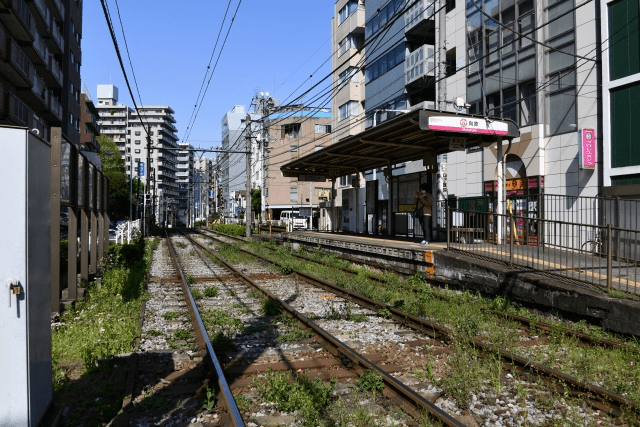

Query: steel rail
[[164, 231, 245, 427], [196, 229, 640, 416], [203, 228, 634, 350], [180, 229, 465, 427]]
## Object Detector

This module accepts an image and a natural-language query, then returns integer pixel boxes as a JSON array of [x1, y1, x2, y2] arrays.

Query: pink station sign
[[579, 128, 596, 170]]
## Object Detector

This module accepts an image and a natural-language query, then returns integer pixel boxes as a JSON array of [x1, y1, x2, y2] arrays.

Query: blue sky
[[82, 0, 334, 154]]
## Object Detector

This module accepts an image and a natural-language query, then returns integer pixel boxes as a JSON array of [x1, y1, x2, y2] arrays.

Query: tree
[[251, 188, 261, 219], [98, 135, 133, 221]]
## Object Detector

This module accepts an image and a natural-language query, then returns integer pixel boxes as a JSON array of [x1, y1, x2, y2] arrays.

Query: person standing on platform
[[413, 184, 433, 244]]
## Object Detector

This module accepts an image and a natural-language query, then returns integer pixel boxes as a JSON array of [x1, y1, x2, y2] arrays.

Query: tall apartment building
[[331, 0, 366, 143], [0, 0, 82, 147], [176, 143, 194, 225], [95, 84, 180, 220], [330, 0, 603, 234], [195, 156, 214, 220], [263, 108, 332, 220], [220, 105, 258, 217]]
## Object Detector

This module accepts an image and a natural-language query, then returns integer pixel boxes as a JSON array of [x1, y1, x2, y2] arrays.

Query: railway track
[[109, 236, 245, 427], [173, 229, 466, 426], [196, 228, 640, 425], [203, 228, 634, 350]]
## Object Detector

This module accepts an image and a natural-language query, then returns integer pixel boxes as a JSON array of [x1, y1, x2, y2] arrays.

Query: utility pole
[[245, 114, 252, 238], [144, 134, 151, 236], [436, 0, 448, 234], [438, 0, 447, 110]]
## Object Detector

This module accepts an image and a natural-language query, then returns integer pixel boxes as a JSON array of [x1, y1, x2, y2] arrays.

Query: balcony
[[405, 44, 435, 86], [404, 0, 436, 40], [23, 30, 48, 66], [45, 17, 63, 54], [49, 93, 60, 119], [1, 38, 35, 87], [46, 53, 61, 85], [7, 91, 29, 125], [27, 0, 50, 33], [17, 71, 48, 109], [0, 0, 35, 42], [45, 0, 63, 20], [339, 6, 365, 37]]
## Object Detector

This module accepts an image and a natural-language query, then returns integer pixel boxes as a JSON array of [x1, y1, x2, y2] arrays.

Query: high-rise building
[[330, 0, 603, 233], [220, 105, 258, 217], [195, 156, 214, 221], [331, 0, 367, 144], [95, 85, 179, 221], [176, 143, 194, 225], [0, 0, 82, 146]]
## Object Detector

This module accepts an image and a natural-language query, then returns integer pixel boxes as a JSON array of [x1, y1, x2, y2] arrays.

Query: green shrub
[[357, 370, 385, 398], [211, 224, 247, 237], [204, 286, 219, 297], [253, 370, 336, 427]]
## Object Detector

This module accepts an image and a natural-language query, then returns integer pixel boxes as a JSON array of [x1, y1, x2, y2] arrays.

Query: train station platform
[[279, 231, 640, 338]]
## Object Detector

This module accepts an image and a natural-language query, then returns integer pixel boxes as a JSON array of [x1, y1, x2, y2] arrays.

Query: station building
[[327, 0, 623, 236]]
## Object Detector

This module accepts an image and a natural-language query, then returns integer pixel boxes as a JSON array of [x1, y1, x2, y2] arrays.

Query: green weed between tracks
[[253, 369, 336, 427], [51, 237, 160, 426], [243, 239, 640, 411]]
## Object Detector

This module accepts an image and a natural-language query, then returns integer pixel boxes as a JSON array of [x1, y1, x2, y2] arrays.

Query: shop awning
[[280, 109, 519, 180]]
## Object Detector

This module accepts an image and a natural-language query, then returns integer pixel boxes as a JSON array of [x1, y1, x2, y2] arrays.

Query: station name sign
[[428, 116, 509, 135], [298, 174, 327, 182]]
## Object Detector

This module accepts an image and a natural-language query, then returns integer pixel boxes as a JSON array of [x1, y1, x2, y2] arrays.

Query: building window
[[339, 0, 359, 24], [365, 43, 405, 83], [546, 0, 576, 135], [608, 0, 640, 80], [289, 187, 298, 203], [339, 174, 355, 187], [283, 123, 301, 138], [339, 101, 359, 121], [365, 0, 405, 40], [315, 124, 331, 134], [135, 131, 141, 136], [338, 34, 363, 56], [135, 140, 141, 145], [339, 67, 359, 86], [290, 145, 298, 152], [315, 145, 324, 151]]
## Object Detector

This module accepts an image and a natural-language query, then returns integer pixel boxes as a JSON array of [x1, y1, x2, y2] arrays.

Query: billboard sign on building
[[138, 162, 145, 177], [579, 128, 596, 170]]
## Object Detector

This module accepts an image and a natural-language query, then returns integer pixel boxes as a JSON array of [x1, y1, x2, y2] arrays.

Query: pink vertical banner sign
[[579, 128, 596, 170]]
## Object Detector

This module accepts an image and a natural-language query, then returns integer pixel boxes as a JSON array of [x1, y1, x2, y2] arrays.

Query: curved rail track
[[197, 227, 640, 424]]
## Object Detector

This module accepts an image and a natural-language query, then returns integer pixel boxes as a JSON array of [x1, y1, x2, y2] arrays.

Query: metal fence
[[447, 207, 640, 295], [51, 128, 110, 313]]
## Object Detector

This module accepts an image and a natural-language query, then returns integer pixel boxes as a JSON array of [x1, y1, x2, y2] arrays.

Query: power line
[[182, 0, 235, 142], [184, 0, 243, 143], [99, 0, 150, 139]]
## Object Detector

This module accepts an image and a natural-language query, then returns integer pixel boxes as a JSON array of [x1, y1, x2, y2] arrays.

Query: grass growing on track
[[253, 370, 336, 427], [244, 239, 640, 410], [51, 237, 160, 426]]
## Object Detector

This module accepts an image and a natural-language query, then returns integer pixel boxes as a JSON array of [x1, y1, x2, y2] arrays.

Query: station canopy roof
[[280, 109, 519, 181]]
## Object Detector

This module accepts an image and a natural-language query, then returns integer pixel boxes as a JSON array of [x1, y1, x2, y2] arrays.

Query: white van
[[280, 210, 294, 221]]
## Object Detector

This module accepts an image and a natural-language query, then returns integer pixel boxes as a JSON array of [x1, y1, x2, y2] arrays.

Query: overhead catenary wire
[[100, 0, 150, 139], [183, 0, 243, 143], [182, 0, 235, 143], [112, 0, 152, 134]]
